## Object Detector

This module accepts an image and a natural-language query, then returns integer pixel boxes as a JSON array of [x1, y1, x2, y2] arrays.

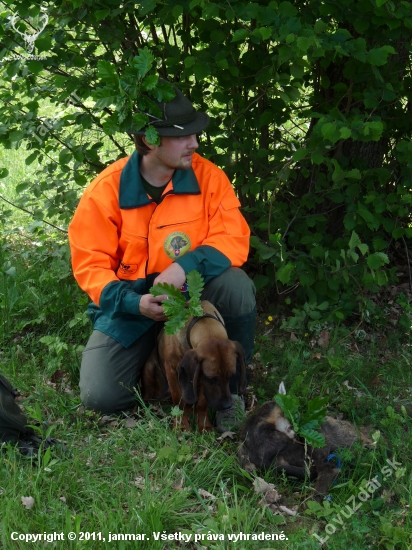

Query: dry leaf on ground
[[172, 477, 185, 490], [342, 380, 364, 397], [107, 420, 119, 429], [370, 375, 383, 389], [50, 369, 68, 383], [253, 477, 275, 494], [124, 418, 137, 429], [21, 496, 35, 509], [132, 476, 145, 489], [197, 489, 216, 500], [268, 504, 297, 516], [278, 504, 298, 516], [47, 370, 72, 394], [318, 330, 330, 349], [382, 489, 395, 504], [97, 415, 112, 426], [149, 405, 164, 417], [264, 489, 281, 504], [216, 431, 236, 442]]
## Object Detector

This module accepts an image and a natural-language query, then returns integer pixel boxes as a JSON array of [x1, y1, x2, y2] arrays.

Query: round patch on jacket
[[164, 232, 191, 259]]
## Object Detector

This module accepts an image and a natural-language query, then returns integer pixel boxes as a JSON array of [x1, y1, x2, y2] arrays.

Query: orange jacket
[[68, 151, 250, 346]]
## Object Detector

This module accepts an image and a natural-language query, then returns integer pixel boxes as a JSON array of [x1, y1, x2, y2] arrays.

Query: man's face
[[151, 134, 199, 171]]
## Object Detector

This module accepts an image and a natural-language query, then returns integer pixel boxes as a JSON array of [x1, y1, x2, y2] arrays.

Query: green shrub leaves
[[274, 393, 329, 448], [0, 0, 410, 325], [150, 271, 204, 335]]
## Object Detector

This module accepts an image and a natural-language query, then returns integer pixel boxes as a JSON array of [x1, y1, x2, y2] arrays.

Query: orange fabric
[[69, 152, 250, 307]]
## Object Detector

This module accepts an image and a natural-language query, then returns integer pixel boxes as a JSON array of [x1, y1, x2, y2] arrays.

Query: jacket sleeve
[[68, 186, 143, 319], [175, 167, 250, 282]]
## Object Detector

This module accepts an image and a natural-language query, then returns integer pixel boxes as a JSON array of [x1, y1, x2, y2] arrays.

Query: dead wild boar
[[238, 390, 372, 499]]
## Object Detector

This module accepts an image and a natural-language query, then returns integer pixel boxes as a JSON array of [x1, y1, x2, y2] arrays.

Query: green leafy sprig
[[150, 270, 204, 335], [96, 50, 176, 145], [274, 393, 329, 448]]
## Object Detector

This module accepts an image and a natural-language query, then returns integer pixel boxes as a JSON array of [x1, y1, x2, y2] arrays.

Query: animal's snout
[[220, 400, 233, 410]]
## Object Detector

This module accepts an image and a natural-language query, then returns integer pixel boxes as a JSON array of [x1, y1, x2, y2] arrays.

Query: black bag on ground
[[0, 372, 69, 457], [0, 372, 35, 444]]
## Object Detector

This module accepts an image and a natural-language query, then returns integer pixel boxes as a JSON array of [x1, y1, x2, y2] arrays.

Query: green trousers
[[79, 268, 256, 413]]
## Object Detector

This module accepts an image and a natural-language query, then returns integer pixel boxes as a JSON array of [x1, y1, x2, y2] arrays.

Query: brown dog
[[142, 300, 247, 432]]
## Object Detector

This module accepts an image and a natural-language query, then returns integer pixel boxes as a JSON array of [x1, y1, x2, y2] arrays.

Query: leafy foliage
[[0, 230, 411, 547], [150, 270, 204, 335], [274, 393, 329, 448], [0, 0, 411, 321]]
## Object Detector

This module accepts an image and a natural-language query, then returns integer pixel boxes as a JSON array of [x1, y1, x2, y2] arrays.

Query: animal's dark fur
[[239, 401, 372, 499], [141, 301, 247, 432]]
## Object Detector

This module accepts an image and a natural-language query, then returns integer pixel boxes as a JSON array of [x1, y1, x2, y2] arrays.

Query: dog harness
[[185, 311, 225, 349]]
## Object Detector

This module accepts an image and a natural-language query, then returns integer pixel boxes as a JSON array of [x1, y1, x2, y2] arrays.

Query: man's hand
[[141, 263, 186, 320], [153, 262, 186, 290], [139, 294, 168, 321]]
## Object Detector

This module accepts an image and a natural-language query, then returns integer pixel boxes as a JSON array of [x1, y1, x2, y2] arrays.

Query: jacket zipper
[[157, 218, 201, 229]]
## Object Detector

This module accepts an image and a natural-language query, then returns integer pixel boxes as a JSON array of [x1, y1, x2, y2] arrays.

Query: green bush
[[0, 0, 411, 320]]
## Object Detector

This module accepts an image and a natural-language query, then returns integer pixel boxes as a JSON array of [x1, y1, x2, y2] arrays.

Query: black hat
[[129, 82, 210, 137]]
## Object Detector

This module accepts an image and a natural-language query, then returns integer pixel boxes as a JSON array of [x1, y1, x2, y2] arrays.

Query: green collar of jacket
[[119, 151, 201, 209]]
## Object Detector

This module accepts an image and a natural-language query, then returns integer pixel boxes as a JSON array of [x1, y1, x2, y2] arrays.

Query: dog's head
[[177, 338, 247, 411]]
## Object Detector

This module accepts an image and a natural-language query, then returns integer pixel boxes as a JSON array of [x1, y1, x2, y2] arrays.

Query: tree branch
[[0, 195, 68, 233]]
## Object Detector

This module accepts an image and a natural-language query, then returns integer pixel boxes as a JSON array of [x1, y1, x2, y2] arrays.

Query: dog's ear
[[233, 341, 247, 394], [177, 350, 201, 404]]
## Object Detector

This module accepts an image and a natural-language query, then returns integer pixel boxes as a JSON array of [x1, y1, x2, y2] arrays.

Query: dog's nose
[[220, 400, 233, 410]]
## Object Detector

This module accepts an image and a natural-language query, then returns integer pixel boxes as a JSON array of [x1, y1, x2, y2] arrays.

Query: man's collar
[[119, 151, 200, 208]]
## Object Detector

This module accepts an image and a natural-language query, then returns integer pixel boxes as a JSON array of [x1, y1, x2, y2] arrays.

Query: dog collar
[[186, 311, 225, 349]]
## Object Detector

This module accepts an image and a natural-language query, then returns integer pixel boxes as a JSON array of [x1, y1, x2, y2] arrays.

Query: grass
[[1, 148, 412, 549], [0, 235, 411, 550], [0, 145, 37, 230]]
